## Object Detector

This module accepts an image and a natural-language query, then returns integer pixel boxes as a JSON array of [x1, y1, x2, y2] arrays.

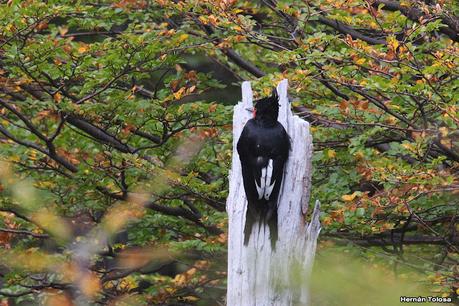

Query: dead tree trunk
[[226, 79, 321, 306]]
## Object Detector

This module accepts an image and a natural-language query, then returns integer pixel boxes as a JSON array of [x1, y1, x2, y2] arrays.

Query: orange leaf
[[339, 100, 349, 111], [77, 44, 89, 53], [208, 103, 217, 113], [79, 272, 101, 298], [54, 92, 62, 103]]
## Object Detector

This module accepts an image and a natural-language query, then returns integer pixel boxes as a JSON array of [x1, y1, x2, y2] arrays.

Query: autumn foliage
[[0, 0, 458, 304]]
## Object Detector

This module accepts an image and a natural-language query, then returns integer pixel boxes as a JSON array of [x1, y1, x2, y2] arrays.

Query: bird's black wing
[[265, 123, 290, 205], [237, 121, 260, 206], [263, 124, 289, 216], [261, 124, 289, 248], [237, 121, 265, 245]]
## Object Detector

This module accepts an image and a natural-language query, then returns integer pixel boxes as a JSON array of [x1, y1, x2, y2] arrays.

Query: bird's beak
[[246, 107, 256, 118]]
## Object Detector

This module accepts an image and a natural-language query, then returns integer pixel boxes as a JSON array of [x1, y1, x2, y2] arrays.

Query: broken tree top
[[226, 79, 321, 306]]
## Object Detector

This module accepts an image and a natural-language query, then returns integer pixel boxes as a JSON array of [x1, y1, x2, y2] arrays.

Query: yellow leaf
[[165, 287, 177, 293], [355, 57, 366, 65], [119, 275, 137, 290], [58, 26, 68, 36], [32, 210, 71, 241], [402, 143, 413, 150], [185, 267, 197, 277], [387, 35, 399, 51], [177, 33, 189, 42], [183, 296, 199, 302], [9, 155, 20, 162], [198, 16, 208, 25], [354, 151, 364, 160], [327, 149, 336, 158], [173, 87, 186, 100], [385, 116, 396, 124], [342, 192, 358, 202], [439, 127, 448, 137], [174, 273, 186, 286]]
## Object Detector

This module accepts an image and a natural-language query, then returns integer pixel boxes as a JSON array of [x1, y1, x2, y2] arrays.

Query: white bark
[[226, 79, 321, 306]]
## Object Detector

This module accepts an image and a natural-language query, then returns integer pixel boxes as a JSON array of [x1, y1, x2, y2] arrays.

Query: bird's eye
[[252, 108, 257, 118]]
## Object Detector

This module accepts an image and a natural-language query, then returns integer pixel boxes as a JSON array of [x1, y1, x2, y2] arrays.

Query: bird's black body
[[237, 90, 290, 249]]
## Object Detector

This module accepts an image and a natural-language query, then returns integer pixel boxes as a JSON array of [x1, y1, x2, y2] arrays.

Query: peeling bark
[[227, 80, 321, 305]]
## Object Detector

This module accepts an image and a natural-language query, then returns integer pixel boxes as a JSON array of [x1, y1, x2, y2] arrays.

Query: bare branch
[[0, 228, 49, 238], [317, 16, 387, 45]]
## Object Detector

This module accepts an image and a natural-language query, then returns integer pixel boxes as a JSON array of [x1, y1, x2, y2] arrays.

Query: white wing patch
[[255, 159, 276, 200]]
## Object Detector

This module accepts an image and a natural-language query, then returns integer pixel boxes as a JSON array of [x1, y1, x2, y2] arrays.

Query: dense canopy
[[0, 0, 458, 305]]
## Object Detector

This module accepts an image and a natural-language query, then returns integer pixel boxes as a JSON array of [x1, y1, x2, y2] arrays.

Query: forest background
[[0, 0, 458, 305]]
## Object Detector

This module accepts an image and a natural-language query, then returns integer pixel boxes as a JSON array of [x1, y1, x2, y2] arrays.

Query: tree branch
[[373, 0, 459, 42], [66, 114, 134, 153], [221, 48, 266, 78], [327, 233, 459, 247], [317, 16, 387, 45], [0, 228, 49, 239], [146, 201, 222, 235]]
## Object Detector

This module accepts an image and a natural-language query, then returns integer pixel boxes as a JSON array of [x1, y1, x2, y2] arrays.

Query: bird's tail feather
[[267, 209, 278, 250], [244, 208, 256, 246], [244, 204, 278, 249]]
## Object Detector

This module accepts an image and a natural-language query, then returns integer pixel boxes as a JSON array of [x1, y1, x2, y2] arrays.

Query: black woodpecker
[[237, 89, 290, 249]]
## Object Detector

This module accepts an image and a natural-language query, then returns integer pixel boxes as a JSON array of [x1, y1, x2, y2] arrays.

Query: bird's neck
[[255, 115, 278, 126]]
